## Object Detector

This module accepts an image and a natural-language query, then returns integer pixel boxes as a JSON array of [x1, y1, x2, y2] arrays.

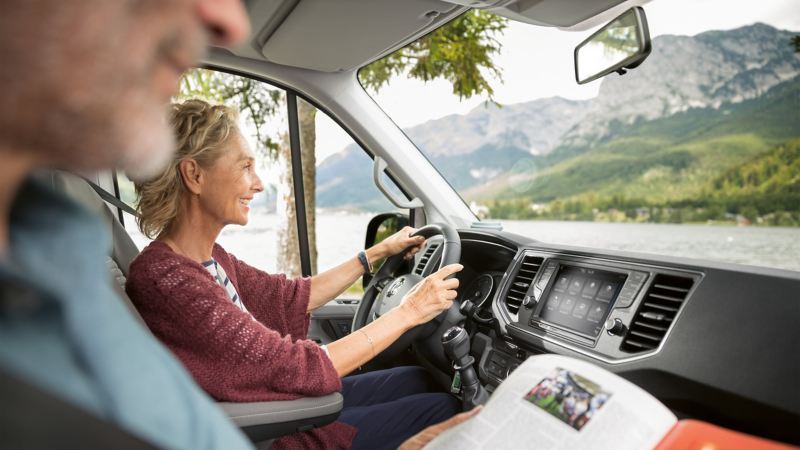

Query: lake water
[[127, 212, 800, 274]]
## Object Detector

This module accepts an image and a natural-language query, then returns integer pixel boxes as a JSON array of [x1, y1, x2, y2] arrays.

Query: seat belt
[[83, 178, 141, 218], [0, 368, 160, 450]]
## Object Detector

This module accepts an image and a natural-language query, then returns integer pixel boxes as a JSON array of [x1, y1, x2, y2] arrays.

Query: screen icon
[[559, 296, 577, 314], [568, 277, 586, 295], [572, 299, 591, 319], [597, 282, 617, 301], [582, 280, 600, 298], [547, 293, 563, 311], [587, 303, 608, 323], [554, 275, 570, 292]]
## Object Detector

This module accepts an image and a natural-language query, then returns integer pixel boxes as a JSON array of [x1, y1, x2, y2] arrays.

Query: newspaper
[[426, 354, 676, 450]]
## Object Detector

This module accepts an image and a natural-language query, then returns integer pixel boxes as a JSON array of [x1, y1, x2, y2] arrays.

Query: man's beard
[[115, 97, 176, 183], [120, 119, 175, 183]]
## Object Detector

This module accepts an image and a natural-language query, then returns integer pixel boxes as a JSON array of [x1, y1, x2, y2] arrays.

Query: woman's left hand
[[378, 226, 426, 261]]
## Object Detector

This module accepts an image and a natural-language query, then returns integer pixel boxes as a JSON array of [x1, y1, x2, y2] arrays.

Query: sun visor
[[259, 0, 463, 72]]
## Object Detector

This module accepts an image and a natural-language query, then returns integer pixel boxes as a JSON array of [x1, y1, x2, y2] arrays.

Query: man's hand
[[375, 226, 426, 261], [398, 406, 483, 450]]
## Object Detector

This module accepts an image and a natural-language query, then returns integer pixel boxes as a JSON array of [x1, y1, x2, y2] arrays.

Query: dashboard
[[413, 229, 800, 445]]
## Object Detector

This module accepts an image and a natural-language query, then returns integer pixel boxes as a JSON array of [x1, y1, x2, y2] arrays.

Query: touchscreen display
[[537, 265, 627, 337]]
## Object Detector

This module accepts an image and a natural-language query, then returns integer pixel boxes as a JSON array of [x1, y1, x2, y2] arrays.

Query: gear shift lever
[[442, 326, 489, 410]]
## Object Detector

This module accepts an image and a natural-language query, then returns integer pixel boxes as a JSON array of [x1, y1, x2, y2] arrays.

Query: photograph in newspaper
[[523, 367, 611, 431]]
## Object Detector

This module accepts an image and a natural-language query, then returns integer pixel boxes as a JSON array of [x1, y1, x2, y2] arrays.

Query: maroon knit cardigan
[[126, 241, 356, 449]]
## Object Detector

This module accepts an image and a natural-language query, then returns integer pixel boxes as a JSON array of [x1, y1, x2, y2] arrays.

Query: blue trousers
[[337, 366, 460, 450]]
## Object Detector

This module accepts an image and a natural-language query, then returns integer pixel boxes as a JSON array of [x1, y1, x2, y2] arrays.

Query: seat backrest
[[42, 171, 147, 327]]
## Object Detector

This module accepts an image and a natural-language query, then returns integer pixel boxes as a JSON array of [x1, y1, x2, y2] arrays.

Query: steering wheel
[[351, 223, 462, 361]]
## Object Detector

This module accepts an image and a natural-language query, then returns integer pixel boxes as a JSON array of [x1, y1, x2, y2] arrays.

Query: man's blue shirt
[[0, 178, 253, 450]]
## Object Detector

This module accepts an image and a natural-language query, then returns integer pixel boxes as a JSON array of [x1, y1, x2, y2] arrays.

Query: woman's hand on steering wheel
[[376, 226, 426, 261], [398, 263, 463, 326]]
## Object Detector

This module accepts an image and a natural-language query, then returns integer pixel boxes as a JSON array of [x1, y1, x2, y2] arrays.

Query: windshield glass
[[356, 0, 800, 272]]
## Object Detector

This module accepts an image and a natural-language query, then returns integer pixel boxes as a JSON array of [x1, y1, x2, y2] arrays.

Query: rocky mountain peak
[[561, 23, 800, 148]]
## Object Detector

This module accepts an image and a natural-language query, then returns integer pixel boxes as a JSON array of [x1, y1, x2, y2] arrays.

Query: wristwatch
[[357, 250, 373, 273]]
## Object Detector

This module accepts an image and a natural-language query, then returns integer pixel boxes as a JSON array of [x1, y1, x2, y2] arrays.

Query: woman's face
[[199, 130, 263, 227]]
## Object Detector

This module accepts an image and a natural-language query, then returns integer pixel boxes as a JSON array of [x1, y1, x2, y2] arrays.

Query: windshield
[[357, 0, 800, 272]]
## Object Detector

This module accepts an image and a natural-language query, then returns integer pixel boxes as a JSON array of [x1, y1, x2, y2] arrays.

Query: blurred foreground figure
[[0, 1, 255, 449]]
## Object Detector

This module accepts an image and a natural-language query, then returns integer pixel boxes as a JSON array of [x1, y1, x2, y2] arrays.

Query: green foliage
[[486, 139, 800, 226], [180, 69, 283, 158], [359, 10, 507, 100], [793, 35, 800, 53]]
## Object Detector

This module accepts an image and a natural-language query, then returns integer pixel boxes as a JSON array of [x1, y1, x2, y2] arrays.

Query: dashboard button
[[522, 295, 536, 309], [605, 318, 627, 335], [618, 286, 636, 296], [630, 271, 648, 283], [616, 292, 636, 308]]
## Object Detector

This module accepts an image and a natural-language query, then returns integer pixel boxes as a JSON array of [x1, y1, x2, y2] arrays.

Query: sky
[[313, 0, 799, 163]]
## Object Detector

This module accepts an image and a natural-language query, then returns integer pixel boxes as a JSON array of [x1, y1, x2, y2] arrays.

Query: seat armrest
[[220, 393, 343, 442]]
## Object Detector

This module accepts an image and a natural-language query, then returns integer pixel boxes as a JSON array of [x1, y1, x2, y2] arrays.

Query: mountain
[[555, 23, 800, 156], [467, 74, 800, 204], [316, 23, 800, 213], [406, 97, 592, 157], [316, 96, 591, 209]]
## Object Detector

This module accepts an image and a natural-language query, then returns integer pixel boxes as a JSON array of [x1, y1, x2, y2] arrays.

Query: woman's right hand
[[399, 264, 463, 326]]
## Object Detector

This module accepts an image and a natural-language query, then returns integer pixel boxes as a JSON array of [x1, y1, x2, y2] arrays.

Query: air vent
[[620, 274, 695, 353], [504, 255, 543, 314], [414, 243, 440, 276]]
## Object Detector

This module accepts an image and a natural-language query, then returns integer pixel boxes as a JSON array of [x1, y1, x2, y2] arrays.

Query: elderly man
[[0, 1, 254, 448]]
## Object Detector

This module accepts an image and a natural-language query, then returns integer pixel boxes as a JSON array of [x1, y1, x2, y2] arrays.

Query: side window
[[297, 97, 404, 299], [117, 69, 298, 275], [114, 70, 405, 295]]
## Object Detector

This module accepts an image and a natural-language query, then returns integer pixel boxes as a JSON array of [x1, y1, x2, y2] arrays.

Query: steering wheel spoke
[[374, 277, 391, 293]]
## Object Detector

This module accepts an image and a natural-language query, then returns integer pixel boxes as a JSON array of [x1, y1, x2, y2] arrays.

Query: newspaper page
[[426, 354, 676, 450]]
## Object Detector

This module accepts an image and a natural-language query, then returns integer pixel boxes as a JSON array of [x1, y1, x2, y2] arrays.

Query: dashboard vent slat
[[414, 243, 439, 276], [641, 302, 680, 313], [503, 254, 544, 315], [621, 273, 695, 353], [648, 292, 684, 303], [652, 283, 690, 293]]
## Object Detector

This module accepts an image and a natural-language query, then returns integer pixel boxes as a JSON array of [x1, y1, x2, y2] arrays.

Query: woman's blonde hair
[[135, 99, 239, 239]]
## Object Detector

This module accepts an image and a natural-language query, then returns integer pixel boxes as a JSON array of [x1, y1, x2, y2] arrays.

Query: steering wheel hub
[[386, 277, 406, 297]]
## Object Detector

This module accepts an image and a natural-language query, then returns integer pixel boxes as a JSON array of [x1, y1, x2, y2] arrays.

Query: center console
[[522, 260, 650, 348], [491, 250, 700, 366]]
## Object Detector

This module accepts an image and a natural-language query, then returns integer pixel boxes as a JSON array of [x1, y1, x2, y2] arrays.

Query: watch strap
[[357, 250, 372, 273]]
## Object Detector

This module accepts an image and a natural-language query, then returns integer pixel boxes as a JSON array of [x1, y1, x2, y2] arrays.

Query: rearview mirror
[[574, 7, 651, 85]]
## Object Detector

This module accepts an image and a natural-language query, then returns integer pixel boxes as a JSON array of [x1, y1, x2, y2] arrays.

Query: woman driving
[[125, 99, 463, 450]]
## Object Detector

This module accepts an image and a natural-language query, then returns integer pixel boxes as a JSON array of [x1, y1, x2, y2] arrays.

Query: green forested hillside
[[486, 139, 800, 225], [476, 76, 800, 224]]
